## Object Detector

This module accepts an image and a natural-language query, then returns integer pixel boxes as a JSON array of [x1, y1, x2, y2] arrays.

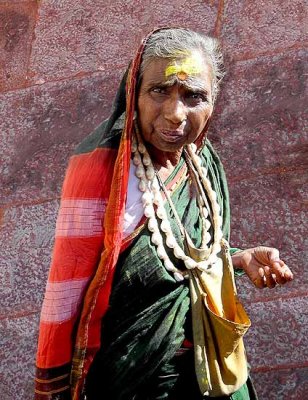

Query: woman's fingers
[[252, 262, 294, 289], [253, 267, 266, 288], [252, 247, 294, 287], [264, 266, 276, 288], [271, 261, 286, 284], [254, 246, 279, 266], [271, 260, 293, 283]]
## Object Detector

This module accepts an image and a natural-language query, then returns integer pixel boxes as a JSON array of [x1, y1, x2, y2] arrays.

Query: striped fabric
[[40, 278, 89, 323], [35, 31, 150, 400], [56, 199, 106, 238]]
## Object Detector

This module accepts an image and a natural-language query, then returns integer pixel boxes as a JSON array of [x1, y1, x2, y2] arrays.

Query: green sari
[[85, 145, 256, 400]]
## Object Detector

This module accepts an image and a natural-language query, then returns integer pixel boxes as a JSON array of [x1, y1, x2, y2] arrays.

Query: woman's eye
[[151, 87, 166, 94], [187, 92, 207, 102]]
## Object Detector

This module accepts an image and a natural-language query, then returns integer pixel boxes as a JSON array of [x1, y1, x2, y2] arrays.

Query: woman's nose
[[164, 95, 187, 125]]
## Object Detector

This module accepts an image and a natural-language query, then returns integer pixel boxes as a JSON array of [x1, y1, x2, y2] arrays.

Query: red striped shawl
[[35, 32, 149, 400]]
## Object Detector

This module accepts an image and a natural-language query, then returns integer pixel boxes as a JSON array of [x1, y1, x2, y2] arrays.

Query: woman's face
[[137, 51, 214, 157]]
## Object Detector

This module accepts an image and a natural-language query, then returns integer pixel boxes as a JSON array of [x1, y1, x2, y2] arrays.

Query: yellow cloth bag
[[189, 239, 251, 397]]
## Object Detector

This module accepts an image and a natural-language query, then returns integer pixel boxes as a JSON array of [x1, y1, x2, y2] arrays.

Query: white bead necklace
[[132, 132, 224, 282]]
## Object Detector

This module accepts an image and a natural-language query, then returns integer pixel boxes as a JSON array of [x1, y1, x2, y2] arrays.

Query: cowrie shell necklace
[[132, 131, 223, 281]]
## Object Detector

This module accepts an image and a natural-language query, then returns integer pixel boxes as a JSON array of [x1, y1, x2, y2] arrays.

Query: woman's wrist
[[230, 248, 245, 269]]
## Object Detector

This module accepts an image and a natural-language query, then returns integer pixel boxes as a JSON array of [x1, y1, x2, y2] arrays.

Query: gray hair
[[140, 28, 225, 102]]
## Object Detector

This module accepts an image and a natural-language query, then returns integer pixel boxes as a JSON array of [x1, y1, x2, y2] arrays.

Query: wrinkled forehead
[[164, 49, 207, 78], [140, 50, 213, 94]]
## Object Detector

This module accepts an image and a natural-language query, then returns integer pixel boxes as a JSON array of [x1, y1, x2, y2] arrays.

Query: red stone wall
[[0, 1, 307, 399]]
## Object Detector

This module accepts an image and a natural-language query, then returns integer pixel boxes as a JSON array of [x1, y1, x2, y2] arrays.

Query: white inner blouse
[[123, 160, 144, 238]]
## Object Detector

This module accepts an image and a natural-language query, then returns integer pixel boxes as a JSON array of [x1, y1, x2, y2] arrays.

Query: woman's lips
[[159, 130, 185, 142]]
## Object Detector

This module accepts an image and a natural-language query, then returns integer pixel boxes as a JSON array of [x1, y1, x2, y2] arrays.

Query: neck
[[147, 144, 183, 168]]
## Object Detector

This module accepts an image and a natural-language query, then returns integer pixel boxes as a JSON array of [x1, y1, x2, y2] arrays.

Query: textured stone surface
[[210, 49, 308, 163], [230, 169, 307, 304], [244, 296, 308, 369], [29, 0, 218, 83], [252, 367, 308, 400], [0, 0, 32, 2], [0, 1, 307, 399], [0, 72, 118, 205], [0, 201, 59, 317], [0, 314, 38, 400], [222, 0, 308, 60], [0, 2, 38, 91]]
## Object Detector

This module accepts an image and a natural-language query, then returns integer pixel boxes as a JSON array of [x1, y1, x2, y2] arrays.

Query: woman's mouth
[[159, 130, 185, 142]]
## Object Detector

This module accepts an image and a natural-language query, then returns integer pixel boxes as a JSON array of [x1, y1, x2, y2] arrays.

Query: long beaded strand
[[132, 132, 223, 281]]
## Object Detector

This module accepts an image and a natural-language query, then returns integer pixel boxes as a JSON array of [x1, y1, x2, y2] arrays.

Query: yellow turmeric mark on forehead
[[165, 51, 204, 80]]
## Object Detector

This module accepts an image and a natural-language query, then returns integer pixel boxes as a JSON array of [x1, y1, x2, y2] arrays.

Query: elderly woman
[[35, 28, 293, 400]]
